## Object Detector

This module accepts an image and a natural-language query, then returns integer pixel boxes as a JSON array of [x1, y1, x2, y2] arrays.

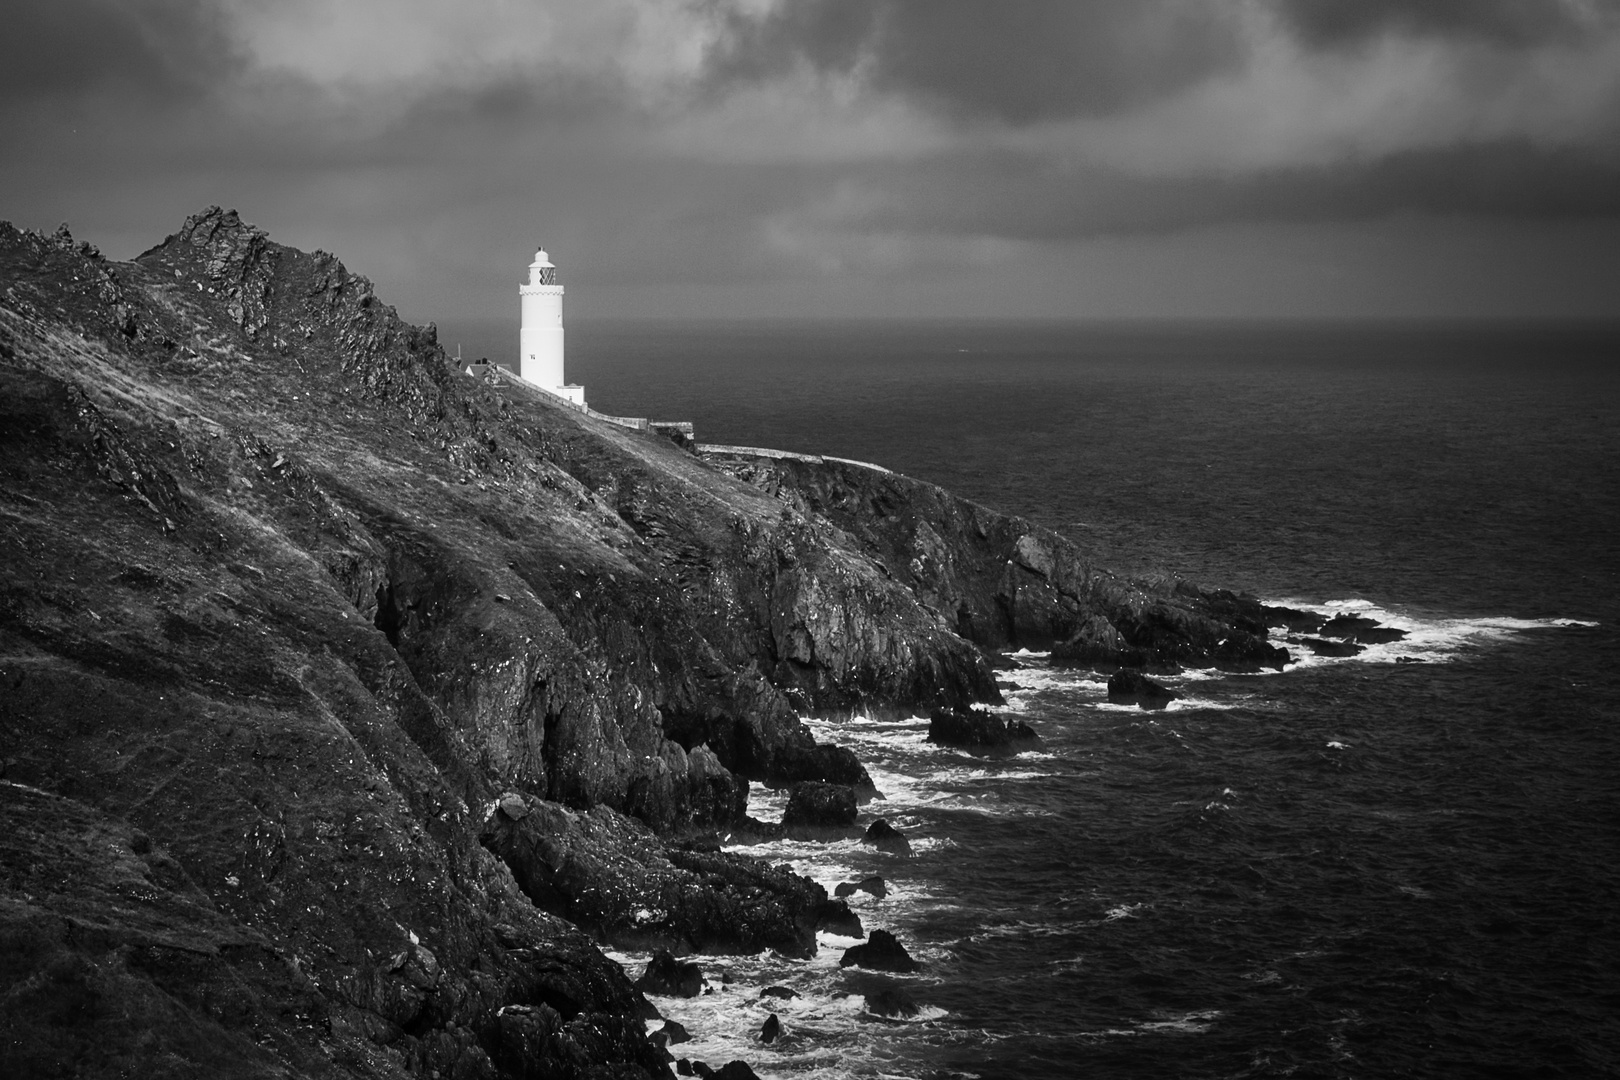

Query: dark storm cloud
[[0, 0, 235, 100], [844, 141, 1620, 244], [708, 0, 1246, 123], [1276, 0, 1618, 50]]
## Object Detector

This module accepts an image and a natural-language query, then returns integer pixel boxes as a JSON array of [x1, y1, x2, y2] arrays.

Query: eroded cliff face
[[0, 209, 1274, 1078], [703, 453, 1289, 672]]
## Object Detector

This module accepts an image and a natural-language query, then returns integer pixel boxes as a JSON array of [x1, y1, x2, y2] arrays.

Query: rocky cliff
[[0, 209, 1280, 1078]]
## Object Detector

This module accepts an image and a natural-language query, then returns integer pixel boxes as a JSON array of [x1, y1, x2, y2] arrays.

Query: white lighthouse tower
[[518, 247, 584, 405]]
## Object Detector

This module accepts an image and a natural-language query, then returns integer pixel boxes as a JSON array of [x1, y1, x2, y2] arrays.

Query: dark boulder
[[781, 781, 857, 834], [761, 985, 798, 1000], [814, 899, 864, 938], [835, 875, 889, 900], [865, 985, 921, 1018], [1319, 613, 1381, 637], [926, 708, 1040, 754], [839, 929, 922, 973], [769, 742, 874, 791], [1263, 605, 1326, 634], [1106, 670, 1178, 710], [862, 818, 913, 855], [714, 1062, 762, 1080], [660, 1020, 692, 1044], [760, 1013, 781, 1043], [637, 950, 703, 998], [1317, 613, 1407, 645], [1212, 634, 1293, 672], [1301, 637, 1363, 657]]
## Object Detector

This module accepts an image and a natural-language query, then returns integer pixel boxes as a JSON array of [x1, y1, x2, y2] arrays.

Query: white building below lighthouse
[[517, 247, 584, 405]]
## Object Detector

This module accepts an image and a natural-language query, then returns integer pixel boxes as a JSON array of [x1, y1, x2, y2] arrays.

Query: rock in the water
[[760, 1013, 781, 1043], [660, 1020, 692, 1044], [1301, 636, 1363, 657], [834, 875, 888, 900], [814, 896, 865, 938], [714, 1062, 763, 1080], [676, 1060, 698, 1077], [1106, 670, 1179, 710], [926, 708, 1040, 754], [862, 818, 913, 855], [1317, 613, 1406, 645], [839, 928, 921, 972], [1319, 614, 1381, 637], [1263, 605, 1326, 634], [781, 781, 857, 833], [865, 985, 921, 1018], [761, 985, 798, 1000], [637, 949, 703, 997]]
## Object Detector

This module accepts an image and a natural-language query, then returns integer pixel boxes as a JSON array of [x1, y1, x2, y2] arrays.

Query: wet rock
[[637, 950, 703, 998], [760, 1013, 781, 1043], [865, 985, 921, 1018], [927, 708, 1040, 754], [714, 1063, 762, 1080], [814, 899, 865, 938], [1263, 605, 1326, 634], [835, 875, 888, 900], [1301, 637, 1363, 657], [862, 819, 912, 855], [1319, 614, 1382, 638], [1316, 613, 1407, 645], [839, 929, 922, 973], [761, 985, 798, 1000], [1106, 670, 1179, 710], [780, 781, 857, 834]]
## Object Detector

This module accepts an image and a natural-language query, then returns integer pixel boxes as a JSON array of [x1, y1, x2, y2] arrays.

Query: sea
[[447, 318, 1620, 1079]]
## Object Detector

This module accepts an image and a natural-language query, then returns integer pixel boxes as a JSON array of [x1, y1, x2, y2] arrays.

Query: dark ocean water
[[462, 318, 1620, 1078]]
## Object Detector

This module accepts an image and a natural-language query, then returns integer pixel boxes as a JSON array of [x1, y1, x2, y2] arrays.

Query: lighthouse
[[518, 247, 584, 405]]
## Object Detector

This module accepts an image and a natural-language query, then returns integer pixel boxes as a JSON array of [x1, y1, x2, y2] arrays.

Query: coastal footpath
[[0, 209, 1284, 1079]]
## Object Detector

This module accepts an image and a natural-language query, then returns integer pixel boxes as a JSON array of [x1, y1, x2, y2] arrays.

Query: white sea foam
[[608, 932, 951, 1080], [1264, 597, 1599, 669], [1081, 1009, 1222, 1040]]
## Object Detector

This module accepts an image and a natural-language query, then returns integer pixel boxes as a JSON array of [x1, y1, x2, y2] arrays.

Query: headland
[[0, 208, 1283, 1079]]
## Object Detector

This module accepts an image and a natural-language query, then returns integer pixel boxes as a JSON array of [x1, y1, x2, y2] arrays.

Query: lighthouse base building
[[517, 248, 584, 405]]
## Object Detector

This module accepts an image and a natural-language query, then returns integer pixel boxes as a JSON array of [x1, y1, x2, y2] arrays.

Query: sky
[[3, 0, 1619, 323]]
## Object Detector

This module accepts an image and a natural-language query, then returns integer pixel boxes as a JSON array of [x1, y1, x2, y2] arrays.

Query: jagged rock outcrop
[[478, 794, 858, 957], [839, 929, 922, 973], [704, 453, 1290, 673], [926, 708, 1041, 754], [1106, 670, 1179, 710]]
